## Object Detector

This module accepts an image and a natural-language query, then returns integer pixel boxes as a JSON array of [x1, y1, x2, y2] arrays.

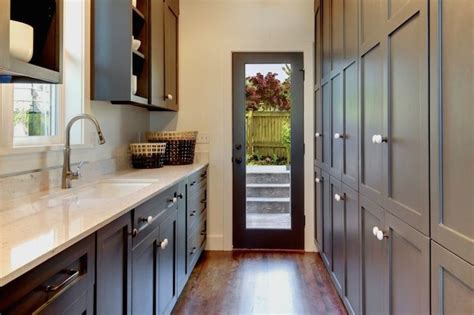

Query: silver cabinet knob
[[372, 134, 387, 144], [168, 197, 178, 204], [166, 94, 173, 100], [159, 238, 169, 249], [315, 132, 322, 138], [315, 177, 322, 183], [334, 193, 343, 202], [334, 133, 344, 139]]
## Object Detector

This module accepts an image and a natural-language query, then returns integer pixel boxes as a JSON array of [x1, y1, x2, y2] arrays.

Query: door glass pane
[[245, 64, 292, 229]]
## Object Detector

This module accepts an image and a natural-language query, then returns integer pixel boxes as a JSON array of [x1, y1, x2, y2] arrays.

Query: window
[[0, 0, 87, 151], [13, 84, 58, 138]]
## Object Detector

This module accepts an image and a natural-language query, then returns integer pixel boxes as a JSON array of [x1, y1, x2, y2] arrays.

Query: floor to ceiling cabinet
[[313, 0, 473, 314]]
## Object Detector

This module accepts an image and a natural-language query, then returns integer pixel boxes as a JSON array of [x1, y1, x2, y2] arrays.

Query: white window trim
[[0, 0, 91, 156]]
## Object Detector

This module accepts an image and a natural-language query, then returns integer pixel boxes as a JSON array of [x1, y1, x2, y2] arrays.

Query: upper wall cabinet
[[0, 0, 62, 83], [92, 0, 180, 111]]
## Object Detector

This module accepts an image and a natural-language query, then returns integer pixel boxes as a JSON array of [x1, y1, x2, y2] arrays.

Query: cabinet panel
[[321, 170, 332, 268], [96, 213, 132, 315], [314, 167, 323, 249], [322, 82, 332, 170], [343, 184, 360, 315], [314, 88, 323, 163], [132, 227, 158, 315], [331, 74, 344, 177], [360, 197, 385, 315], [331, 0, 343, 70], [430, 0, 474, 264], [322, 0, 331, 78], [344, 0, 358, 63], [342, 62, 358, 189], [331, 177, 344, 294], [385, 211, 430, 315], [315, 5, 321, 87], [164, 1, 178, 110], [360, 44, 384, 203], [385, 11, 429, 234], [176, 182, 187, 294], [360, 0, 383, 46], [431, 241, 474, 315], [150, 0, 166, 108], [157, 211, 177, 315]]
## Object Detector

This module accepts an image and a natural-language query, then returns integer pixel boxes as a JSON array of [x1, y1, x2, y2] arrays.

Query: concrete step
[[246, 197, 290, 214], [246, 183, 290, 198], [246, 172, 290, 185]]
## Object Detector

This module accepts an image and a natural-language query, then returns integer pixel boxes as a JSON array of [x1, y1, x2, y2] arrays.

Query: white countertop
[[0, 163, 208, 287]]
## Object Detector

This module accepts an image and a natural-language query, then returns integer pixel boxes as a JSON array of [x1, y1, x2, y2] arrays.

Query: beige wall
[[150, 0, 315, 251]]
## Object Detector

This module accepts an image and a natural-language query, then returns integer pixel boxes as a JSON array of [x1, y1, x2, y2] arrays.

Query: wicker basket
[[129, 143, 167, 169], [146, 131, 197, 165]]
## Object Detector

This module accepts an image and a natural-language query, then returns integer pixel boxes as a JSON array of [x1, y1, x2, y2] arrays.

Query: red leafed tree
[[245, 71, 291, 111]]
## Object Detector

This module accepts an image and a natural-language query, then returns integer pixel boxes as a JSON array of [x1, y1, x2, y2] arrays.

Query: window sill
[[0, 143, 95, 156]]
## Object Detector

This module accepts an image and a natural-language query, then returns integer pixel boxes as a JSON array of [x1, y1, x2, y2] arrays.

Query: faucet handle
[[72, 161, 85, 179]]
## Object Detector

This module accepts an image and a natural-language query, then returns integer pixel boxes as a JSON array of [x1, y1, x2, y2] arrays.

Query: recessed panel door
[[331, 74, 344, 178], [331, 177, 345, 294]]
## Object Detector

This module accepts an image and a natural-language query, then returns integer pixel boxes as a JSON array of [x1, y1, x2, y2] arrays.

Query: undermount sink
[[68, 180, 158, 200]]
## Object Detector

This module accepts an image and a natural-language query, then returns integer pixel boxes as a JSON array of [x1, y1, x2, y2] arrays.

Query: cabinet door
[[360, 197, 385, 315], [164, 0, 178, 110], [150, 0, 166, 108], [331, 177, 345, 294], [321, 170, 332, 269], [384, 212, 430, 315], [383, 2, 429, 235], [314, 167, 323, 250], [314, 87, 323, 164], [321, 0, 331, 79], [176, 181, 187, 294], [314, 2, 321, 87], [157, 211, 177, 315], [431, 241, 474, 315], [132, 227, 159, 315], [342, 62, 358, 189], [321, 82, 332, 172], [331, 74, 344, 178], [96, 213, 132, 315], [359, 43, 385, 205], [430, 0, 474, 264], [343, 184, 360, 315]]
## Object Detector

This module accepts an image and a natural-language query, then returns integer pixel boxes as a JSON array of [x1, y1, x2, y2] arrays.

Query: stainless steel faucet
[[62, 114, 106, 189]]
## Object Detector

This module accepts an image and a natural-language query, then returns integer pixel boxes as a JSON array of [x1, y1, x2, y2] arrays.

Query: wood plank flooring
[[173, 251, 347, 315]]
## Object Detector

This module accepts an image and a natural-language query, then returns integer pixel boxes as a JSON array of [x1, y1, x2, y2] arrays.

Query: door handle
[[234, 157, 242, 164]]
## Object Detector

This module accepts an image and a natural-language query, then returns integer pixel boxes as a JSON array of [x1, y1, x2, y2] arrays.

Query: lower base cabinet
[[361, 196, 430, 315], [0, 236, 95, 315], [431, 241, 474, 315]]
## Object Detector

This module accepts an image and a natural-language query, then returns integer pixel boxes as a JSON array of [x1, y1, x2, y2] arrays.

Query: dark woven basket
[[146, 131, 197, 165], [130, 143, 166, 169]]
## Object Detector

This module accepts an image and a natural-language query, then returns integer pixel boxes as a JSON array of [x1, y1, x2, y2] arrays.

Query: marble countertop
[[0, 163, 208, 287]]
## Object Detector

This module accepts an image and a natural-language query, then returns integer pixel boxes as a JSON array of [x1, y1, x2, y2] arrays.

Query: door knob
[[334, 133, 344, 139], [234, 157, 243, 164], [372, 134, 387, 144], [372, 226, 380, 236], [315, 177, 322, 183], [315, 132, 322, 138], [141, 216, 153, 224], [165, 94, 173, 100], [376, 229, 389, 241], [334, 194, 344, 202]]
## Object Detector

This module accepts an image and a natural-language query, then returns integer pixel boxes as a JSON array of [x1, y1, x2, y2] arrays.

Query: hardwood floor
[[173, 251, 347, 315]]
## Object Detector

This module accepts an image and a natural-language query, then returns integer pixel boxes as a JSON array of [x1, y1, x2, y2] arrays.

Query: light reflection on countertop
[[0, 163, 208, 287]]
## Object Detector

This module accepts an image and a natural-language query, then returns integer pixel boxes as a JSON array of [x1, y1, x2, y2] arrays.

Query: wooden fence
[[246, 111, 290, 158]]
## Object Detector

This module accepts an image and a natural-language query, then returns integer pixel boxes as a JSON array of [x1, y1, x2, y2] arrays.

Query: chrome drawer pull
[[159, 238, 169, 250], [44, 269, 80, 292]]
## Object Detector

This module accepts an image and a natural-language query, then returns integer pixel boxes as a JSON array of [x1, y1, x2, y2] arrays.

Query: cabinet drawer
[[188, 167, 208, 196], [0, 235, 95, 315], [188, 216, 206, 270], [133, 184, 179, 246], [187, 187, 207, 233]]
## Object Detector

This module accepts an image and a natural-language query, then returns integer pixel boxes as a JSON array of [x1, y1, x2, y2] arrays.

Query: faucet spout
[[62, 114, 106, 189]]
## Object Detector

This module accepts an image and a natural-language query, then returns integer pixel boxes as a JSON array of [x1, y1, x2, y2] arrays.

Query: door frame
[[232, 52, 305, 250]]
